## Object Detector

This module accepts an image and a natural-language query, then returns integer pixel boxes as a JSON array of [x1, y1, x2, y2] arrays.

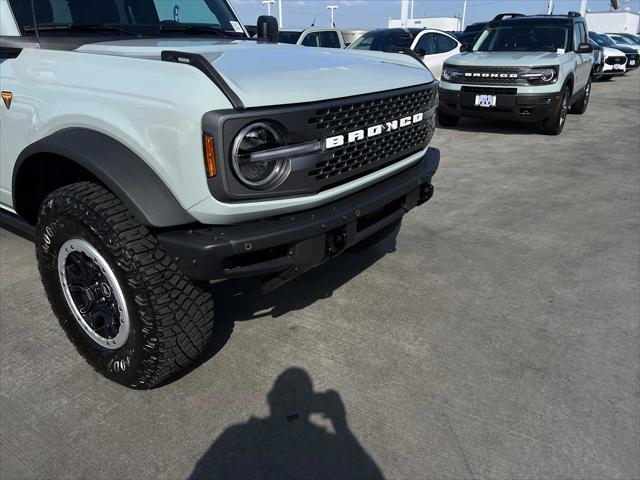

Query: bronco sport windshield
[[9, 0, 245, 37], [474, 24, 569, 52]]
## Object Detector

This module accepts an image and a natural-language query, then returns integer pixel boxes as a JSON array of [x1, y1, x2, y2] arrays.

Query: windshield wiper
[[25, 23, 140, 37], [159, 24, 230, 37]]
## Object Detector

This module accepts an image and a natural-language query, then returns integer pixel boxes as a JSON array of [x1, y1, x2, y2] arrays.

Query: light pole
[[579, 0, 587, 15], [461, 0, 467, 29], [410, 0, 414, 19], [278, 0, 283, 26], [327, 5, 337, 27], [547, 0, 554, 14], [262, 0, 275, 16]]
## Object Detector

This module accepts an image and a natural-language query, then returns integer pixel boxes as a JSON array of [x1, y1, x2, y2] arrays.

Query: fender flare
[[13, 128, 195, 227]]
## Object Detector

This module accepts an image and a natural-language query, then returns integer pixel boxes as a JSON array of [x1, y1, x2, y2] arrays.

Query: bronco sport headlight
[[522, 67, 558, 84], [231, 122, 290, 189], [441, 65, 464, 81]]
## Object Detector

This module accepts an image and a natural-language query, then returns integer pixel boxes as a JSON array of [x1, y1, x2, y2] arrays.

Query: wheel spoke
[[58, 239, 129, 348]]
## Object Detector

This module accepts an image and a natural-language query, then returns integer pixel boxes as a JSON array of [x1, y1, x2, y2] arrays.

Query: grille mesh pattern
[[450, 65, 525, 84], [307, 87, 434, 182], [309, 123, 431, 181], [606, 56, 626, 65], [461, 86, 518, 95], [309, 89, 433, 135]]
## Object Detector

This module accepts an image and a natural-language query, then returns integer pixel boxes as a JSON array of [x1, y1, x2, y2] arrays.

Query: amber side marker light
[[203, 133, 217, 178], [1, 91, 12, 109]]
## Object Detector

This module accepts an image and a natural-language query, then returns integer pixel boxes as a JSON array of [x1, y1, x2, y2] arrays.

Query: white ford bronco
[[0, 0, 439, 387]]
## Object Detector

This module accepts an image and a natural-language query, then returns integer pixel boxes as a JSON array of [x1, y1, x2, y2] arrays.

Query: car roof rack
[[490, 13, 525, 23]]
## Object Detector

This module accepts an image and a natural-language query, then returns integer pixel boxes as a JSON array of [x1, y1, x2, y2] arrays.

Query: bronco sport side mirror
[[257, 15, 279, 43], [576, 42, 593, 54]]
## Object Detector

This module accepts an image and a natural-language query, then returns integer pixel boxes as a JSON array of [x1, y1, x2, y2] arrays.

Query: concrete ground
[[1, 73, 639, 480]]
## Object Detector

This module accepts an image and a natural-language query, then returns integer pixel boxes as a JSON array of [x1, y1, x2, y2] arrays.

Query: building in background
[[388, 16, 461, 32], [585, 10, 640, 33]]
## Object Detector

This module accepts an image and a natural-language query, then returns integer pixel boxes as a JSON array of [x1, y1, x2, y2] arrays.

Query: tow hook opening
[[326, 227, 348, 257], [418, 183, 434, 205]]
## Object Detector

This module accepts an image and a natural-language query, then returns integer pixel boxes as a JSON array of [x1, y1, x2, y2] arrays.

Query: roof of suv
[[492, 15, 579, 26]]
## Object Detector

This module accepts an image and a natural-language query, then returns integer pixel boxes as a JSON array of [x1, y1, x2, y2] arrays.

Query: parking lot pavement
[[1, 73, 639, 480]]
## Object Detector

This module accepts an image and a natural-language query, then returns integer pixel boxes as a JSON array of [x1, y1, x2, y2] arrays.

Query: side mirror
[[576, 42, 593, 54], [257, 15, 279, 43], [459, 43, 470, 52], [414, 47, 427, 57]]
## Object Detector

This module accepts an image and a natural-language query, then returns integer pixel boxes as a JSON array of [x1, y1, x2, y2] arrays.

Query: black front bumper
[[439, 87, 562, 122], [158, 148, 439, 287]]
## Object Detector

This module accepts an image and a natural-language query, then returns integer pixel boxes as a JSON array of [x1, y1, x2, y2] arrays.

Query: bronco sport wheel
[[542, 86, 570, 135], [571, 79, 591, 114], [36, 182, 214, 389]]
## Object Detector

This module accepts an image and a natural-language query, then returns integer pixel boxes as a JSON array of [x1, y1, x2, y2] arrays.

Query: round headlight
[[540, 68, 556, 82], [231, 122, 289, 189]]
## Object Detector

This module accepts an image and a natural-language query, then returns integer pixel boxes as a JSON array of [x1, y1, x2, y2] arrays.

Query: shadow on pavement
[[169, 229, 399, 382], [438, 117, 542, 135], [188, 367, 384, 480]]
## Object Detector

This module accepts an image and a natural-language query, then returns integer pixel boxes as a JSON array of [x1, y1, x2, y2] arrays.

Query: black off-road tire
[[542, 86, 570, 136], [437, 109, 460, 127], [571, 79, 591, 114], [349, 219, 402, 252], [36, 182, 214, 389]]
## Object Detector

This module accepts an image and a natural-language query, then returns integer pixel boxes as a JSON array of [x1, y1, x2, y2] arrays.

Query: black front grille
[[309, 122, 430, 182], [309, 88, 433, 135], [307, 87, 435, 183], [606, 56, 626, 65], [205, 83, 437, 202], [449, 65, 526, 85], [461, 86, 518, 95]]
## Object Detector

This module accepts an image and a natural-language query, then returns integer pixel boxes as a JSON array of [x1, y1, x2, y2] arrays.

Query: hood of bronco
[[76, 39, 434, 108], [446, 51, 566, 67]]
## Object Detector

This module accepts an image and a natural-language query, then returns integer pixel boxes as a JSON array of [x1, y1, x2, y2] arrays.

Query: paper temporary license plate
[[630, 60, 636, 66], [475, 94, 497, 108]]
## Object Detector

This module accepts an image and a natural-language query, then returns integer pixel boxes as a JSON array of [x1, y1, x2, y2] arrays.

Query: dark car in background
[[590, 31, 639, 70]]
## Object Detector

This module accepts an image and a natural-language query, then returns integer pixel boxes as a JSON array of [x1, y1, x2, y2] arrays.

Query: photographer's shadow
[[189, 367, 384, 480]]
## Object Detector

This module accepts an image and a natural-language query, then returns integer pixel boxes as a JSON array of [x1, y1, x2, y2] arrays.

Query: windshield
[[622, 35, 640, 45], [474, 24, 569, 52], [9, 0, 245, 37], [610, 35, 635, 45], [349, 30, 414, 51], [278, 31, 302, 44], [589, 32, 616, 47]]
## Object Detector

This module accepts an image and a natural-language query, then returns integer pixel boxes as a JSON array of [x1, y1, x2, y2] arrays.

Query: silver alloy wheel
[[57, 239, 129, 349], [585, 81, 591, 105], [559, 93, 569, 127]]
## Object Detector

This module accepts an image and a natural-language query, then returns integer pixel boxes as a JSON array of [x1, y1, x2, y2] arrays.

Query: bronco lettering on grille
[[325, 112, 425, 150]]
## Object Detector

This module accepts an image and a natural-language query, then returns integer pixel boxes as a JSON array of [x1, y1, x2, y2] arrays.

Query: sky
[[229, 0, 640, 29]]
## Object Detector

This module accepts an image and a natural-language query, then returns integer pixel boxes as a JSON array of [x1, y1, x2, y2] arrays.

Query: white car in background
[[347, 28, 462, 79], [278, 27, 346, 48], [599, 45, 628, 79]]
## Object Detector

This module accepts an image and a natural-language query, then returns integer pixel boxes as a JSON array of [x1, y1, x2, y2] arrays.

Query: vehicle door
[[413, 32, 459, 79], [0, 0, 23, 209], [572, 22, 590, 89]]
